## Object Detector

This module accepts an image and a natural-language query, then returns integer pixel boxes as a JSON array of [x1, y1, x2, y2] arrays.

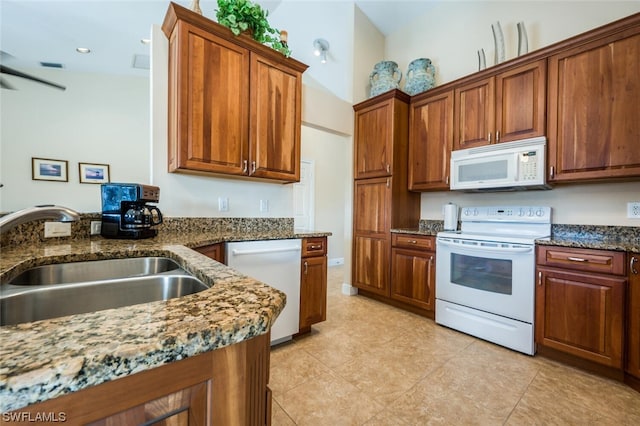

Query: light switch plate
[[90, 221, 102, 235], [260, 199, 269, 213], [44, 222, 71, 238], [218, 197, 229, 212]]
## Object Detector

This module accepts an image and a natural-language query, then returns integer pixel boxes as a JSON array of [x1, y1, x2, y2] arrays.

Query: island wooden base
[[3, 333, 271, 425]]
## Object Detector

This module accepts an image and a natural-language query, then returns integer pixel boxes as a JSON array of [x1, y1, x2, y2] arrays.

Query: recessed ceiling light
[[76, 47, 91, 54], [141, 38, 151, 45]]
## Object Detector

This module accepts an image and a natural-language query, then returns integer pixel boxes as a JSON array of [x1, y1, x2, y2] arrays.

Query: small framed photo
[[78, 162, 110, 184], [32, 157, 68, 182]]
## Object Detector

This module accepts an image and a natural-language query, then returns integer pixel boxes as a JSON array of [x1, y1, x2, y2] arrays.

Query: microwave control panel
[[518, 150, 540, 181]]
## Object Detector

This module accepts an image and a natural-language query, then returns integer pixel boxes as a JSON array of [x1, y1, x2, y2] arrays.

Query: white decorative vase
[[517, 21, 529, 56], [492, 21, 505, 64]]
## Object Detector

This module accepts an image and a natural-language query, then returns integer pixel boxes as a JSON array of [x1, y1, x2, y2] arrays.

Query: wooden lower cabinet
[[535, 246, 627, 370], [627, 254, 640, 390], [390, 234, 436, 315], [4, 334, 272, 426], [353, 235, 390, 296], [195, 243, 226, 264], [298, 237, 328, 334]]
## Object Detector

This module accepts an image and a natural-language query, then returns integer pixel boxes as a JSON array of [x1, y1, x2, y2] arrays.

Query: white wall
[[301, 125, 349, 262], [0, 69, 150, 213], [384, 1, 640, 226]]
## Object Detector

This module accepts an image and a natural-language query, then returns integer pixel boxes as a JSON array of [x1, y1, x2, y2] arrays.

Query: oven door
[[436, 236, 535, 323]]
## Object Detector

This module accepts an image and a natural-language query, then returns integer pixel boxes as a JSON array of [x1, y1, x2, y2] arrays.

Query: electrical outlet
[[628, 202, 640, 219], [260, 199, 269, 213], [90, 221, 102, 235], [44, 222, 71, 238], [218, 197, 229, 212]]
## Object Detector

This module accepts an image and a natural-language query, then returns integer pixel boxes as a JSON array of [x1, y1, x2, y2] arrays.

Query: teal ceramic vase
[[369, 60, 402, 97], [404, 58, 436, 95]]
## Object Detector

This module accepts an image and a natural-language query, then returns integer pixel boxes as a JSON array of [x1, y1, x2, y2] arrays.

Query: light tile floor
[[270, 265, 640, 425]]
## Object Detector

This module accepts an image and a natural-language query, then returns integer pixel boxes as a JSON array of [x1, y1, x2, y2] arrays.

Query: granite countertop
[[0, 228, 330, 412], [535, 224, 640, 254], [536, 236, 640, 253], [391, 228, 439, 236]]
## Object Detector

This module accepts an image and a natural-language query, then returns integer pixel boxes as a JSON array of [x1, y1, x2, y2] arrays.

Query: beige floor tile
[[276, 371, 385, 425], [269, 344, 333, 399], [271, 399, 297, 426]]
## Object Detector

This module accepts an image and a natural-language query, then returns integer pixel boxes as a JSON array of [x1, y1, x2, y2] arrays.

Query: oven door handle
[[437, 239, 533, 254]]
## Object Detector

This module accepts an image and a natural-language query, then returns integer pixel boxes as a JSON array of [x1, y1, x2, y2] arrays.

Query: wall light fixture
[[312, 38, 329, 64]]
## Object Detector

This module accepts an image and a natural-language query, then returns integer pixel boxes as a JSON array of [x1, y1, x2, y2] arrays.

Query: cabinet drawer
[[392, 233, 435, 251], [302, 237, 327, 257], [536, 246, 625, 275]]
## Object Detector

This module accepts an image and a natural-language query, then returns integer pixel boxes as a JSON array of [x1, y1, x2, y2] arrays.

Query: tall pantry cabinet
[[352, 90, 421, 298]]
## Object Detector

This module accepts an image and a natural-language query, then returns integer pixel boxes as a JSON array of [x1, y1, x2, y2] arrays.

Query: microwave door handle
[[437, 239, 533, 254]]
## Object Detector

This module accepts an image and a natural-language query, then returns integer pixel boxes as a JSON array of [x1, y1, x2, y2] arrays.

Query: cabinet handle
[[567, 256, 588, 262], [445, 176, 449, 185], [304, 261, 308, 275], [550, 166, 555, 178], [310, 245, 322, 249], [488, 133, 492, 143], [386, 178, 390, 188], [631, 256, 639, 274], [251, 161, 256, 174], [538, 271, 542, 286], [242, 160, 248, 173], [386, 164, 390, 173], [409, 240, 417, 244], [496, 131, 500, 142]]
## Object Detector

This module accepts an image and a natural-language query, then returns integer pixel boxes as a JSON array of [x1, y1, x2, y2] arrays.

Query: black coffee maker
[[101, 183, 163, 239]]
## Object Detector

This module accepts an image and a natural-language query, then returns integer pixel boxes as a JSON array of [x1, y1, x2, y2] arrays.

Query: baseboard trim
[[342, 283, 358, 296]]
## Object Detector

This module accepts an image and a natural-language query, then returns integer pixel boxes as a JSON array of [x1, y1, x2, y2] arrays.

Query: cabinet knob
[[631, 256, 639, 275]]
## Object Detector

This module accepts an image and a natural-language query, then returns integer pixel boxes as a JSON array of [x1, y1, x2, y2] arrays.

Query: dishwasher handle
[[231, 246, 301, 256]]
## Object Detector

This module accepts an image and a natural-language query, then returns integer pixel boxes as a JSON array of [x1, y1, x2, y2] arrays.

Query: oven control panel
[[461, 206, 551, 222]]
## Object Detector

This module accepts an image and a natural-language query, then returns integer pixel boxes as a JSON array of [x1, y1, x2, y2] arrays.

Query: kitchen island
[[0, 225, 329, 422]]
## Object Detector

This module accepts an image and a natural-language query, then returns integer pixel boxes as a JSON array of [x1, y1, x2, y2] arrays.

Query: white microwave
[[450, 136, 550, 191]]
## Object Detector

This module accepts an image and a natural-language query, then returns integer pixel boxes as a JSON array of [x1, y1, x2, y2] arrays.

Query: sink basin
[[6, 257, 182, 286], [1, 258, 209, 326]]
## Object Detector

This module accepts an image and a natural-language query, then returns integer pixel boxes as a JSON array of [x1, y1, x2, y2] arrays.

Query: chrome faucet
[[0, 205, 80, 234]]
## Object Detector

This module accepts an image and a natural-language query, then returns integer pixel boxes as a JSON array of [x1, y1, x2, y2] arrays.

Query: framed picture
[[78, 162, 110, 184], [32, 157, 68, 182]]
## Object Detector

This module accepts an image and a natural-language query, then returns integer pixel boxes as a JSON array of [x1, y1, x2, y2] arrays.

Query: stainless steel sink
[[7, 257, 182, 285], [1, 257, 209, 326]]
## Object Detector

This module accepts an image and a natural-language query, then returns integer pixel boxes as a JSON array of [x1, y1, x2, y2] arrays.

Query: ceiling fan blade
[[0, 64, 66, 91], [0, 76, 16, 90]]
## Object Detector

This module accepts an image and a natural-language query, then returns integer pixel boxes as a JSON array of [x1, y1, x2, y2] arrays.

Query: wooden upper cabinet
[[408, 90, 454, 191], [167, 21, 250, 176], [250, 54, 302, 181], [454, 78, 495, 149], [353, 177, 390, 236], [547, 28, 640, 182], [354, 90, 410, 179], [495, 60, 546, 142], [162, 2, 307, 183], [453, 60, 546, 150]]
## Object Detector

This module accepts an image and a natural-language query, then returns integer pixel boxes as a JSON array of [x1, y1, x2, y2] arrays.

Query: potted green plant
[[215, 0, 291, 57]]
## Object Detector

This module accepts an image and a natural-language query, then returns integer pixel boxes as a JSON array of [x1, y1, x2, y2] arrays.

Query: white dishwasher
[[226, 239, 301, 345]]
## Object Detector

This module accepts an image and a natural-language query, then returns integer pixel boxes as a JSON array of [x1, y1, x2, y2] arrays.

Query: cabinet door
[[536, 268, 625, 368], [628, 255, 640, 379], [353, 236, 389, 296], [354, 98, 394, 179], [300, 255, 327, 328], [408, 91, 454, 191], [195, 243, 226, 264], [250, 54, 302, 182], [391, 248, 435, 311], [88, 382, 210, 426], [353, 178, 390, 236], [547, 30, 640, 182], [454, 77, 495, 150], [168, 22, 249, 175], [495, 60, 546, 143]]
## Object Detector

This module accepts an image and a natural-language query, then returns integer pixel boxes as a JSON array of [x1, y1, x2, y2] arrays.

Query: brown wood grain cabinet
[[547, 26, 640, 182], [453, 60, 546, 150], [628, 254, 640, 391], [352, 90, 421, 302], [194, 243, 226, 264], [298, 237, 328, 334], [391, 234, 436, 316], [162, 2, 307, 183], [408, 90, 454, 191], [5, 333, 272, 426], [536, 246, 626, 369]]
